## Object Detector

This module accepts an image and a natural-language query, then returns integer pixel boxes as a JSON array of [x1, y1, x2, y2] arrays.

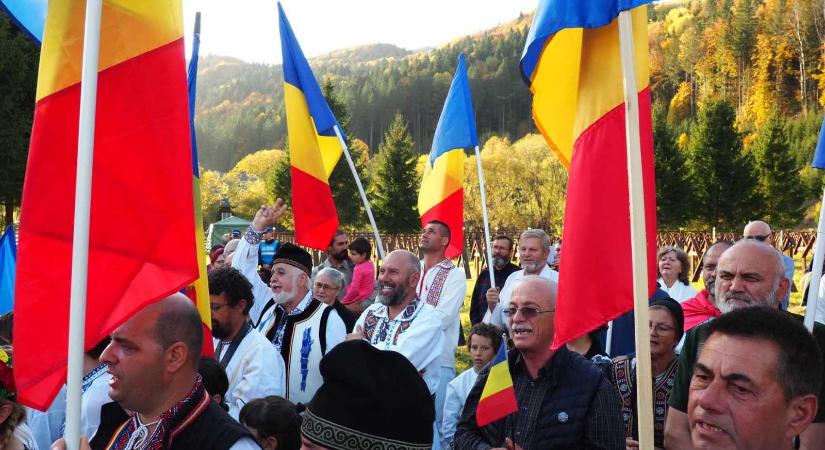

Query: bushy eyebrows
[[695, 362, 756, 386]]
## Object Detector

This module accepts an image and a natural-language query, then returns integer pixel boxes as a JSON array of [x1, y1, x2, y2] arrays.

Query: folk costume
[[233, 231, 346, 406], [90, 376, 257, 450], [611, 356, 678, 448]]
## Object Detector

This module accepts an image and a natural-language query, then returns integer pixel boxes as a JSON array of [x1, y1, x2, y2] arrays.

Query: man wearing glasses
[[743, 220, 795, 310], [455, 276, 624, 449]]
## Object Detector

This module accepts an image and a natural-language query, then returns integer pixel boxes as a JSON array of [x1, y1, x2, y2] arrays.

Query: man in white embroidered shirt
[[208, 266, 286, 420], [350, 249, 443, 394], [418, 220, 467, 448]]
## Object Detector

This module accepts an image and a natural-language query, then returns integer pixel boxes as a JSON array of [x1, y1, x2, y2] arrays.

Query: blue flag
[[0, 0, 47, 43], [813, 116, 825, 169], [188, 11, 201, 176], [0, 225, 16, 314], [429, 53, 478, 164]]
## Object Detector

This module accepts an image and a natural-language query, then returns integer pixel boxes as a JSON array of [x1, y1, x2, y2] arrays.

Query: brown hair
[[657, 246, 690, 285]]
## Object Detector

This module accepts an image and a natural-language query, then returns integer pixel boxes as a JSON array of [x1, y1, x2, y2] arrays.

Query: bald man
[[455, 276, 623, 449], [665, 240, 825, 450], [83, 295, 259, 450], [743, 220, 795, 310]]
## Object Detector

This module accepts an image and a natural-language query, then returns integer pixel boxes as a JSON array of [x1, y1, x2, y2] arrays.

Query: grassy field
[[453, 252, 812, 374]]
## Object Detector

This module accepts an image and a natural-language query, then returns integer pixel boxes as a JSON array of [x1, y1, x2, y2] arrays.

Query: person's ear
[[237, 299, 248, 313], [785, 394, 818, 439], [264, 435, 279, 450], [165, 342, 189, 373]]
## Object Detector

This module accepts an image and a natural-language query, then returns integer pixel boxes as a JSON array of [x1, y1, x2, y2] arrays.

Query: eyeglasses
[[650, 323, 675, 334], [502, 306, 554, 319], [744, 234, 770, 242], [313, 282, 340, 292]]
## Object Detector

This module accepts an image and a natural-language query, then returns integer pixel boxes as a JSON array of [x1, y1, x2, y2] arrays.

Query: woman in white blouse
[[657, 246, 697, 302]]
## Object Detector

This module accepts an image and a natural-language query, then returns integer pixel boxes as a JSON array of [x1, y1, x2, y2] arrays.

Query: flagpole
[[65, 0, 102, 448], [618, 10, 655, 449], [804, 186, 825, 331], [474, 146, 495, 287], [333, 125, 385, 259]]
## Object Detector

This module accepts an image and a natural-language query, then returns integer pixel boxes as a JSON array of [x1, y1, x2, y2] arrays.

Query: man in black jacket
[[54, 294, 258, 450], [455, 275, 623, 449], [469, 236, 520, 325]]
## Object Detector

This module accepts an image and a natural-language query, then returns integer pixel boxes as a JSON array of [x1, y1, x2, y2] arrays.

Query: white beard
[[272, 289, 295, 305]]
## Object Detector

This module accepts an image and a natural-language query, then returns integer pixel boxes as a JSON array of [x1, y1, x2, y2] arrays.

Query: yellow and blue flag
[[476, 339, 517, 426], [520, 0, 657, 349], [418, 54, 476, 258], [279, 2, 343, 249]]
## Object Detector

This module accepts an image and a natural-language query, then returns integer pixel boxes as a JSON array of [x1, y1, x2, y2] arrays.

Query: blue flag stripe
[[429, 53, 478, 165]]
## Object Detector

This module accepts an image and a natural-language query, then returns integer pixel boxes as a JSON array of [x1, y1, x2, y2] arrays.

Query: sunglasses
[[502, 306, 554, 319], [744, 234, 770, 242]]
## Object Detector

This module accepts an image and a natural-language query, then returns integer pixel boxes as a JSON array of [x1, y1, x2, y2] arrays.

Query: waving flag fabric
[[0, 0, 47, 42], [184, 12, 214, 357], [418, 54, 476, 259], [814, 117, 825, 169], [0, 225, 16, 314], [15, 0, 198, 410], [520, 0, 657, 349], [278, 3, 343, 250], [475, 340, 517, 427]]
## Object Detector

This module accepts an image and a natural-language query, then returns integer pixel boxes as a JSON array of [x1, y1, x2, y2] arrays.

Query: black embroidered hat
[[273, 242, 312, 276], [301, 340, 434, 450]]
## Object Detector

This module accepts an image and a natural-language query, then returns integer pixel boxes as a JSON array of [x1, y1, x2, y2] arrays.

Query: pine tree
[[0, 13, 38, 226], [752, 115, 804, 228], [653, 104, 694, 228], [688, 100, 761, 228], [370, 113, 420, 233]]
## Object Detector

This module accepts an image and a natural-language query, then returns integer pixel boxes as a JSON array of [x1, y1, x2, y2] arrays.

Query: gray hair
[[317, 267, 345, 291], [520, 229, 551, 249]]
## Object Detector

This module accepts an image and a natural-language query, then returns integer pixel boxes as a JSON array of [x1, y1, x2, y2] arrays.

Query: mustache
[[511, 324, 533, 332]]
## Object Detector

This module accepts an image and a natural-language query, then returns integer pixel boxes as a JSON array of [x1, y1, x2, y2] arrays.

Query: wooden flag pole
[[474, 145, 496, 287], [65, 0, 103, 448], [617, 10, 655, 449], [334, 125, 386, 259], [804, 185, 825, 331]]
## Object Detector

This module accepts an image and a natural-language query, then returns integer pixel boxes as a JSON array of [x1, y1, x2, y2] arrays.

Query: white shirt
[[484, 265, 559, 329], [356, 299, 444, 394], [215, 328, 287, 420], [657, 278, 697, 303], [230, 438, 263, 449], [441, 367, 479, 447], [81, 365, 113, 441], [416, 259, 467, 368]]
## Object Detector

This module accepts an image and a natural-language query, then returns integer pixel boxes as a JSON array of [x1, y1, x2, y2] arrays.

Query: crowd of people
[[0, 206, 821, 449]]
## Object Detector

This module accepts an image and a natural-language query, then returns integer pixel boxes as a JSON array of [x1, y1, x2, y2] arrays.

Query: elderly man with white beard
[[348, 249, 443, 395], [664, 239, 825, 450], [232, 201, 346, 407], [484, 229, 559, 331]]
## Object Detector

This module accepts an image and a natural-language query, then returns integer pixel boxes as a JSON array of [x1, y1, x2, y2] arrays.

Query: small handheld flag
[[476, 339, 518, 427]]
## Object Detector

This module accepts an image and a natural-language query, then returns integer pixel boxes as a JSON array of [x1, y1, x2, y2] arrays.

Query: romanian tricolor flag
[[278, 3, 343, 250], [14, 0, 198, 410], [520, 0, 657, 349], [418, 54, 476, 259], [476, 340, 517, 427], [184, 12, 214, 357]]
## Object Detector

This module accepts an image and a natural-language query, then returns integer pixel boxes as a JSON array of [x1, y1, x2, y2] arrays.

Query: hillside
[[193, 14, 534, 171]]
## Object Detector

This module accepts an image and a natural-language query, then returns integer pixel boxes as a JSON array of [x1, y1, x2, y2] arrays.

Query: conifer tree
[[752, 115, 804, 228], [688, 100, 761, 228], [370, 113, 420, 233], [653, 104, 694, 228]]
